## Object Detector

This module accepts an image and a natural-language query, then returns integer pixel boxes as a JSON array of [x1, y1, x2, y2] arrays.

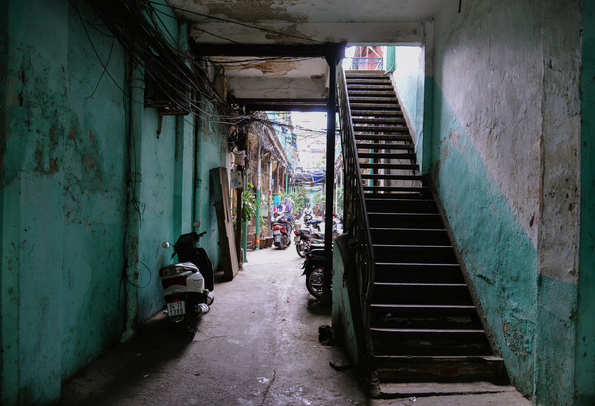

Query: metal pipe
[[255, 141, 262, 249], [121, 60, 143, 342], [323, 54, 338, 299]]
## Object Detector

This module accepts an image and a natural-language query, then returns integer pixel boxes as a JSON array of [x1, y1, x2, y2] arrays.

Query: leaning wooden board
[[210, 167, 239, 281]]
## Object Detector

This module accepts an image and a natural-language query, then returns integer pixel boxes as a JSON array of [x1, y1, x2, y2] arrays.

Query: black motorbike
[[160, 221, 214, 339], [301, 243, 326, 298], [294, 228, 324, 258]]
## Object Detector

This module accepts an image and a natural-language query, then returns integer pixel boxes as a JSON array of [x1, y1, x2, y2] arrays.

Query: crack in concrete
[[258, 370, 276, 406]]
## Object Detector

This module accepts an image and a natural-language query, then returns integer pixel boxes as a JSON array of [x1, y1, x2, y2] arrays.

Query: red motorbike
[[272, 216, 291, 249]]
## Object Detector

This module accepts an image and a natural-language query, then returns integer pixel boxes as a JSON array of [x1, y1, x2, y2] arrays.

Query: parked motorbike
[[302, 243, 326, 298], [294, 228, 324, 258], [272, 213, 294, 249], [160, 221, 214, 339], [304, 218, 323, 231]]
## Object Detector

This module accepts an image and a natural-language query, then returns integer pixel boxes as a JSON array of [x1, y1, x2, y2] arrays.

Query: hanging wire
[[145, 0, 324, 44]]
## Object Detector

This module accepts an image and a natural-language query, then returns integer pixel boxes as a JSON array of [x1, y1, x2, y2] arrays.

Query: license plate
[[167, 301, 185, 316], [294, 236, 299, 242], [273, 230, 280, 235]]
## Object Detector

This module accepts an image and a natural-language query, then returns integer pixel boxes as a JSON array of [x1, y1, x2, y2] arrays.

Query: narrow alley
[[57, 248, 528, 406]]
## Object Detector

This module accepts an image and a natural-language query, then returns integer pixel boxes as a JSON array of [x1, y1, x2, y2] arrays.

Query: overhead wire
[[145, 0, 325, 44]]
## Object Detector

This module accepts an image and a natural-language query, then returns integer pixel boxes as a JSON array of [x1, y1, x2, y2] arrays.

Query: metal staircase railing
[[337, 66, 376, 359]]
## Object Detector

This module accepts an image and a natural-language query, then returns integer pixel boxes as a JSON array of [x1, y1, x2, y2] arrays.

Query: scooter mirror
[[192, 221, 201, 228], [162, 241, 170, 249]]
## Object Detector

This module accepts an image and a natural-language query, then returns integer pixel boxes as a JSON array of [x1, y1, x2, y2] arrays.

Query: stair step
[[370, 304, 482, 330], [353, 124, 409, 133], [356, 134, 411, 142], [352, 117, 406, 125], [371, 227, 446, 244], [347, 82, 396, 92], [358, 144, 414, 152], [365, 198, 437, 213], [372, 282, 472, 305], [373, 245, 457, 263], [371, 228, 448, 245], [347, 88, 395, 94], [351, 110, 403, 117], [364, 189, 430, 198], [371, 328, 491, 356], [357, 143, 414, 152], [374, 263, 463, 283], [360, 163, 418, 171], [350, 103, 400, 110], [346, 79, 391, 85], [373, 355, 507, 384], [359, 152, 415, 160], [361, 174, 423, 181], [368, 212, 442, 228], [363, 186, 431, 197]]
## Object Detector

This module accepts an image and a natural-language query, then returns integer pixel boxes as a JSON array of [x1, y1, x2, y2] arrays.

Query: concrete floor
[[58, 246, 531, 406]]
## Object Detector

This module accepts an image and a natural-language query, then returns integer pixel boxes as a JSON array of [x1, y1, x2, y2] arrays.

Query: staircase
[[343, 70, 507, 386]]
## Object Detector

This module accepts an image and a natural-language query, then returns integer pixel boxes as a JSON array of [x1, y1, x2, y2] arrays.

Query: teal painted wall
[[61, 2, 128, 379], [194, 101, 228, 273], [0, 1, 228, 404], [1, 1, 127, 403], [576, 2, 595, 404], [430, 85, 537, 393]]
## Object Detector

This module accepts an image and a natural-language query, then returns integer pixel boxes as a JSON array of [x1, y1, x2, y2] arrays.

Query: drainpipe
[[121, 61, 144, 342], [255, 142, 262, 249]]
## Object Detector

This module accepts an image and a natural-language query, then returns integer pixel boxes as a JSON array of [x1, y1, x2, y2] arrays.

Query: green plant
[[232, 183, 257, 223]]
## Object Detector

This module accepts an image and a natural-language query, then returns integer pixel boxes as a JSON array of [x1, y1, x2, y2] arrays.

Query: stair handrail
[[337, 67, 376, 352]]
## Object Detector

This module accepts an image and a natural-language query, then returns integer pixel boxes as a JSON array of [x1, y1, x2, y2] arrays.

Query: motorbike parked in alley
[[160, 221, 214, 339], [294, 228, 323, 258], [302, 243, 326, 298], [272, 213, 294, 249]]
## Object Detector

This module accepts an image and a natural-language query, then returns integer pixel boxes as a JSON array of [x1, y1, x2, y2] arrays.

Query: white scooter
[[160, 221, 214, 339]]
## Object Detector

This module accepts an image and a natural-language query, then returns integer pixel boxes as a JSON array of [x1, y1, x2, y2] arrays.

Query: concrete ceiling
[[169, 0, 449, 110]]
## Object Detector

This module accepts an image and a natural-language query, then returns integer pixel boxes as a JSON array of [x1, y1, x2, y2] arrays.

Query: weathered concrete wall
[[431, 0, 583, 401], [533, 2, 583, 405], [0, 1, 227, 404]]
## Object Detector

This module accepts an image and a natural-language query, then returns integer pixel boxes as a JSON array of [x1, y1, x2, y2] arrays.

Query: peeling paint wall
[[0, 1, 227, 404], [429, 0, 586, 403]]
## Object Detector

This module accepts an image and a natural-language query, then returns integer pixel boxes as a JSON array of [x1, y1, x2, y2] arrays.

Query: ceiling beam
[[191, 42, 345, 60], [190, 22, 423, 47]]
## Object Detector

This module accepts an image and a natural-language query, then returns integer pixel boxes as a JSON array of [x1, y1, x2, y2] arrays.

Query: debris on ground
[[318, 325, 337, 346], [329, 359, 354, 371]]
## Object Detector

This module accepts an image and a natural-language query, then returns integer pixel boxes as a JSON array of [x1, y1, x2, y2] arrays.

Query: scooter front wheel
[[306, 267, 324, 298], [296, 241, 307, 258]]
